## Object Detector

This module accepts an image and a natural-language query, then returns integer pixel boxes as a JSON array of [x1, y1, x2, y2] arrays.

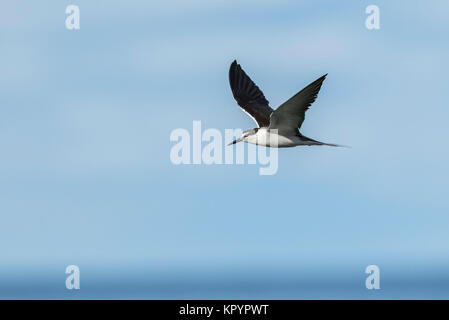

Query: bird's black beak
[[227, 138, 243, 146]]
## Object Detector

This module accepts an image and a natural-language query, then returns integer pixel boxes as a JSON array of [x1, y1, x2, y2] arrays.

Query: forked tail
[[299, 133, 350, 148], [320, 142, 350, 148]]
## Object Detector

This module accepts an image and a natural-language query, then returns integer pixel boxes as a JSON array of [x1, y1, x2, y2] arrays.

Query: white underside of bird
[[239, 128, 339, 148]]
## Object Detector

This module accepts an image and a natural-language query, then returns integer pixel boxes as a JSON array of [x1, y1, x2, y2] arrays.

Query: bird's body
[[242, 128, 340, 148], [228, 60, 344, 148], [245, 128, 298, 148], [245, 128, 295, 148]]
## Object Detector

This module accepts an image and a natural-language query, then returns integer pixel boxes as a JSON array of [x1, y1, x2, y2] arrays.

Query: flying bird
[[228, 60, 344, 148]]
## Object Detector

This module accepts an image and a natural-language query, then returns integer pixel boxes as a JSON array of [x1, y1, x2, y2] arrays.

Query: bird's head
[[227, 128, 258, 146]]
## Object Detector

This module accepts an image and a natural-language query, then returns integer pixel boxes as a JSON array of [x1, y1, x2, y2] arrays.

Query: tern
[[228, 60, 344, 148]]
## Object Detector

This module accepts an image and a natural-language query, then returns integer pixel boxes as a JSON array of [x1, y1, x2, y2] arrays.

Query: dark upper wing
[[269, 74, 327, 135], [229, 60, 273, 128]]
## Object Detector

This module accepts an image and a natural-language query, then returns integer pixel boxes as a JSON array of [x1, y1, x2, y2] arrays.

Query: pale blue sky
[[1, 1, 449, 298]]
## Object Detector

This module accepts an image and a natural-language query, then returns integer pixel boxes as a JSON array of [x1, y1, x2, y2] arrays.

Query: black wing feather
[[229, 60, 273, 128], [269, 74, 327, 133]]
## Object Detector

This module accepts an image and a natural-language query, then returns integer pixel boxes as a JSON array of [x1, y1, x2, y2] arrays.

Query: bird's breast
[[246, 130, 299, 148]]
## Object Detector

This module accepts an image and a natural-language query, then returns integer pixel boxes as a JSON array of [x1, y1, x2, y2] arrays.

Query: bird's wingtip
[[229, 60, 238, 79]]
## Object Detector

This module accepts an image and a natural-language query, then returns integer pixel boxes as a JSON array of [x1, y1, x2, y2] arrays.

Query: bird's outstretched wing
[[229, 60, 273, 128], [269, 74, 327, 135]]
